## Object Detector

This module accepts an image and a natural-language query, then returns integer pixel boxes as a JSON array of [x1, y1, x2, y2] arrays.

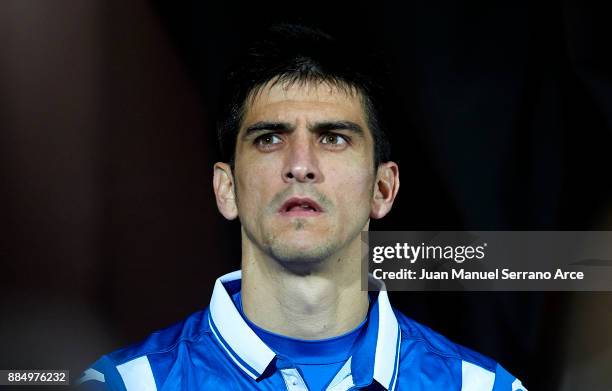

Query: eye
[[254, 133, 283, 149], [320, 133, 348, 146]]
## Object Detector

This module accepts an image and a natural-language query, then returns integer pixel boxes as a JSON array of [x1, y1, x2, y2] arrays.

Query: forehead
[[241, 80, 369, 128]]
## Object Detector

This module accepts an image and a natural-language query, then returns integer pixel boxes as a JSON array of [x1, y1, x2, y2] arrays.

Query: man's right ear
[[213, 162, 238, 220]]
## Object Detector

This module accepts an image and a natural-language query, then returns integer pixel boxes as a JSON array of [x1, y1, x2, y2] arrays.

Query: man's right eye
[[254, 133, 283, 149]]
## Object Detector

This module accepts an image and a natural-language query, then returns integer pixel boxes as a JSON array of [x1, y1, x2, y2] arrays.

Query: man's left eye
[[320, 133, 347, 145]]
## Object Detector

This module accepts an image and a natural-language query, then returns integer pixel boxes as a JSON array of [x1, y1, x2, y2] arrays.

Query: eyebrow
[[244, 121, 292, 135], [243, 120, 365, 137], [315, 121, 364, 135]]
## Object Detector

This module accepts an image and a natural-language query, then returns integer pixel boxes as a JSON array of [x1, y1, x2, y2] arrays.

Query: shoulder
[[394, 308, 496, 370], [393, 308, 527, 390], [75, 308, 214, 391]]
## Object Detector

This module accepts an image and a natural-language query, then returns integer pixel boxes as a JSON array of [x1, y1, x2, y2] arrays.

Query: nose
[[283, 134, 322, 183]]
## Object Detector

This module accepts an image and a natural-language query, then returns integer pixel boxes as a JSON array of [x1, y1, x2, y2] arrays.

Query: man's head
[[217, 24, 391, 169], [213, 24, 399, 266]]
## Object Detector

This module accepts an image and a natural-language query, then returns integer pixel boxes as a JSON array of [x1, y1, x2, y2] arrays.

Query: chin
[[268, 238, 337, 265]]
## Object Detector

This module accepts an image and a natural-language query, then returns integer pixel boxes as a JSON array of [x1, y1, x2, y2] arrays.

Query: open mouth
[[279, 197, 323, 215]]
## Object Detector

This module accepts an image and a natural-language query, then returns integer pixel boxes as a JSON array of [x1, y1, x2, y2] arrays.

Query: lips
[[278, 197, 323, 215]]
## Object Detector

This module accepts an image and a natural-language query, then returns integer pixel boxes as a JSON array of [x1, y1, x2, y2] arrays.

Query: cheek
[[329, 164, 374, 215], [235, 160, 279, 217], [236, 176, 263, 217]]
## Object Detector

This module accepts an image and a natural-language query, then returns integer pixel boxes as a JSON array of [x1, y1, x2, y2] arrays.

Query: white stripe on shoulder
[[512, 378, 528, 391], [75, 368, 105, 385], [116, 356, 158, 391], [461, 361, 495, 391]]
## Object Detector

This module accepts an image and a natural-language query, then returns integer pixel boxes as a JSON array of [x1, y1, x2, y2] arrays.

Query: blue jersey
[[77, 270, 527, 390], [231, 290, 367, 391]]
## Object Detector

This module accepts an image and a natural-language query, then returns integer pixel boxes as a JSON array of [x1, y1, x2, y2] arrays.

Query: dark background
[[1, 1, 611, 390]]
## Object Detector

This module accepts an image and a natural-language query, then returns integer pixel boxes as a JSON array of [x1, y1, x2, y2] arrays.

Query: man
[[77, 24, 526, 390]]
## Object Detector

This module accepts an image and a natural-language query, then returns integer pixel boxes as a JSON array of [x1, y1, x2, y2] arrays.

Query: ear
[[213, 162, 238, 220], [370, 161, 400, 219]]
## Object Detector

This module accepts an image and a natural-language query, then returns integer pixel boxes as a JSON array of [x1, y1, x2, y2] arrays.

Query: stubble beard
[[239, 185, 368, 274], [262, 218, 340, 272]]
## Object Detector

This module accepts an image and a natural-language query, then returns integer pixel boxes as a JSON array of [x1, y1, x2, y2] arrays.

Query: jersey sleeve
[[492, 363, 527, 391], [74, 356, 126, 391]]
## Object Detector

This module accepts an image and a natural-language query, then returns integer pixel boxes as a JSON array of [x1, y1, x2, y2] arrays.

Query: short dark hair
[[216, 23, 391, 168]]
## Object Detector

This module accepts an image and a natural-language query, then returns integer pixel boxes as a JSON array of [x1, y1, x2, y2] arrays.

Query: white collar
[[208, 270, 401, 390]]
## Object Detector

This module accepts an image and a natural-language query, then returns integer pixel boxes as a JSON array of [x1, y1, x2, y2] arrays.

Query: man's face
[[216, 81, 394, 265]]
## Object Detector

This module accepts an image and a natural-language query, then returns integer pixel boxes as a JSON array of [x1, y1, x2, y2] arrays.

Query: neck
[[240, 231, 368, 340]]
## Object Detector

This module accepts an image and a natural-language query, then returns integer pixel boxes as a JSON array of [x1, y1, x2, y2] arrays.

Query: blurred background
[[1, 1, 611, 390]]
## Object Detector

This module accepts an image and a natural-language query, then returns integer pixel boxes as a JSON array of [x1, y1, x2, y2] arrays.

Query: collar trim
[[209, 270, 275, 379], [368, 276, 402, 390], [208, 270, 401, 388]]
